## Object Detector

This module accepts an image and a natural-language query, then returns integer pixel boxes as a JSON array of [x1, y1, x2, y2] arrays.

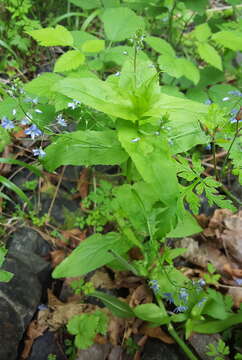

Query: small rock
[[76, 343, 111, 360], [142, 338, 184, 360], [28, 331, 66, 360], [189, 333, 229, 360]]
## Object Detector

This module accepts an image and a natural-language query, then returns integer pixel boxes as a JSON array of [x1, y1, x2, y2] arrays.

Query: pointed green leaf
[[27, 25, 73, 46], [134, 303, 169, 324], [176, 58, 200, 84], [212, 31, 242, 51], [92, 291, 134, 318], [82, 39, 105, 53], [193, 23, 211, 42], [145, 36, 175, 56], [54, 50, 85, 72], [197, 42, 222, 70]]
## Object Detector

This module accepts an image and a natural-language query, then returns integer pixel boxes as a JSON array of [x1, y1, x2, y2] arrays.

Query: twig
[[47, 166, 66, 218]]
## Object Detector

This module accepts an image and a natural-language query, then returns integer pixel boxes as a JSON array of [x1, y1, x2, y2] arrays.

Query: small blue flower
[[24, 124, 42, 139], [163, 292, 174, 304], [32, 148, 46, 158], [1, 117, 14, 130], [131, 137, 141, 143], [68, 99, 80, 110], [114, 71, 121, 77], [228, 90, 242, 97], [198, 297, 207, 307], [174, 305, 188, 313], [235, 278, 242, 286], [205, 144, 211, 151], [222, 97, 230, 102], [179, 288, 189, 302], [12, 109, 17, 116], [56, 114, 67, 127], [198, 279, 206, 287], [204, 99, 212, 105], [149, 280, 160, 293], [35, 109, 43, 114]]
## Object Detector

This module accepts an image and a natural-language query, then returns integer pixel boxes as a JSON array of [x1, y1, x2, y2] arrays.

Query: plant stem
[[212, 134, 218, 180], [167, 323, 198, 360], [220, 184, 242, 207], [168, 1, 177, 45]]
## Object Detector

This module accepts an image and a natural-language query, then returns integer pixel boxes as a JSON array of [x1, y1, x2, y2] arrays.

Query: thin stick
[[47, 166, 66, 218]]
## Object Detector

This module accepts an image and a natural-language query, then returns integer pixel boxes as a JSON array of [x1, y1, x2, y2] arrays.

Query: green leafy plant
[[0, 245, 13, 283]]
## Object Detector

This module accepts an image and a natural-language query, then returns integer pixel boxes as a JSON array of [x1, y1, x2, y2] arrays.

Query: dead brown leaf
[[50, 249, 66, 267], [108, 316, 125, 345], [228, 287, 242, 308], [89, 269, 115, 289], [129, 284, 153, 308], [139, 324, 174, 344], [221, 212, 242, 265], [76, 167, 90, 199]]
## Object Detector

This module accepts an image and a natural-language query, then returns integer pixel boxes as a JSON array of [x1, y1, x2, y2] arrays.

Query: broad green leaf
[[145, 36, 175, 56], [69, 0, 101, 9], [71, 30, 98, 50], [52, 232, 132, 278], [197, 42, 222, 71], [182, 0, 208, 14], [102, 46, 149, 65], [176, 58, 200, 85], [134, 304, 169, 324], [82, 39, 105, 53], [117, 121, 179, 235], [0, 127, 10, 152], [101, 7, 145, 41], [27, 25, 73, 47], [54, 77, 136, 121], [193, 313, 242, 334], [193, 23, 211, 42], [0, 270, 13, 283], [43, 130, 128, 172], [167, 211, 202, 238], [24, 73, 62, 98], [92, 291, 134, 318], [212, 31, 242, 51], [158, 54, 183, 78], [54, 50, 85, 72]]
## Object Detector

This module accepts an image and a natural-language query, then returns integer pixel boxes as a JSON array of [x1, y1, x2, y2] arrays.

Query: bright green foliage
[[27, 25, 73, 46], [54, 50, 85, 72], [212, 31, 242, 51], [67, 310, 108, 349], [0, 127, 11, 152], [52, 232, 132, 278], [101, 7, 145, 41], [193, 23, 211, 42], [197, 42, 222, 71], [81, 39, 105, 53], [92, 291, 134, 318], [206, 339, 230, 360], [145, 36, 175, 56], [69, 0, 101, 9], [133, 303, 169, 325]]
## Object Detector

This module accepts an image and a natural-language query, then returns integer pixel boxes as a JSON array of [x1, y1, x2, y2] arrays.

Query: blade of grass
[[0, 158, 42, 177], [0, 175, 31, 207]]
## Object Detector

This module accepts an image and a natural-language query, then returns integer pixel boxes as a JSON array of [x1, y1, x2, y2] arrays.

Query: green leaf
[[0, 127, 11, 152], [176, 58, 200, 85], [92, 291, 134, 318], [24, 73, 62, 98], [52, 232, 132, 278], [0, 270, 13, 283], [193, 23, 211, 42], [27, 25, 73, 47], [167, 211, 202, 238], [43, 130, 128, 172], [158, 54, 183, 78], [69, 0, 101, 9], [197, 42, 222, 71], [54, 77, 137, 121], [0, 175, 31, 207], [82, 39, 105, 53], [145, 36, 175, 56], [133, 303, 169, 324], [182, 0, 208, 14], [0, 158, 41, 177], [212, 31, 242, 51], [54, 50, 85, 72], [71, 30, 98, 50], [101, 7, 145, 41], [193, 312, 242, 334]]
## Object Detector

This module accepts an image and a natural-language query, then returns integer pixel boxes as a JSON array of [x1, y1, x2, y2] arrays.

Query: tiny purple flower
[[1, 117, 14, 130], [174, 305, 188, 313], [25, 124, 42, 139], [163, 292, 174, 304], [32, 148, 46, 158]]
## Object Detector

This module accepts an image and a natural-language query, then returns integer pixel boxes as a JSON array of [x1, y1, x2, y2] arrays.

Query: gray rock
[[28, 331, 66, 360], [76, 343, 111, 360], [8, 227, 52, 257], [0, 254, 42, 360], [189, 333, 228, 360], [142, 339, 184, 360]]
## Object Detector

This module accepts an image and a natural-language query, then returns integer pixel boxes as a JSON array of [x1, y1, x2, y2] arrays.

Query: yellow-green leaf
[[54, 50, 85, 72], [197, 42, 222, 71], [82, 39, 105, 53], [27, 25, 73, 47]]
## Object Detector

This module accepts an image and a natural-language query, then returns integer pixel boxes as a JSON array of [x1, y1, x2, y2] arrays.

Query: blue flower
[[149, 280, 160, 293], [24, 124, 42, 139], [163, 292, 174, 304], [68, 99, 80, 110], [235, 278, 242, 286], [198, 297, 207, 307], [131, 137, 141, 143], [174, 305, 188, 313], [222, 97, 230, 102], [32, 148, 46, 158], [1, 117, 14, 130], [198, 279, 206, 287], [56, 114, 67, 127], [179, 288, 189, 302], [228, 90, 242, 97], [114, 71, 121, 77], [205, 144, 211, 151], [35, 109, 43, 114], [204, 99, 212, 105]]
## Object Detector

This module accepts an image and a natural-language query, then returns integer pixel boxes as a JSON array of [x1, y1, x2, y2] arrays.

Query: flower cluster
[[68, 99, 81, 110], [149, 280, 160, 293]]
